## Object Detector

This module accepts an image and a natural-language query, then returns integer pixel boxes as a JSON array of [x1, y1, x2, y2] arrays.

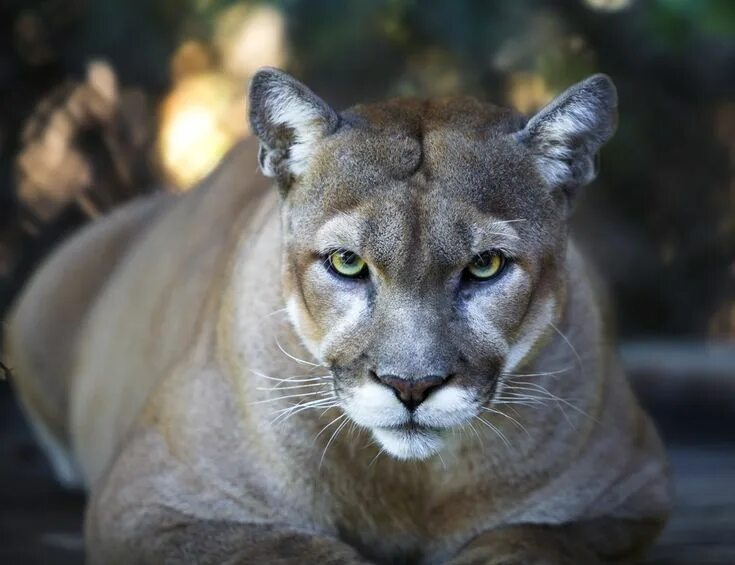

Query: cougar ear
[[515, 74, 617, 204], [249, 67, 340, 185]]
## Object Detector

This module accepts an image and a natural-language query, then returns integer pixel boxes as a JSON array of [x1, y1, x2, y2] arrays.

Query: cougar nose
[[375, 374, 449, 411]]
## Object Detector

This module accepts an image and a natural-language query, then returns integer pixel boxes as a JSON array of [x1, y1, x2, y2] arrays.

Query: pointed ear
[[515, 74, 617, 204], [248, 67, 339, 185]]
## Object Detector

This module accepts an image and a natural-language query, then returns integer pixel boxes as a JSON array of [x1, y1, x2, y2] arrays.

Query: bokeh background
[[0, 0, 733, 563]]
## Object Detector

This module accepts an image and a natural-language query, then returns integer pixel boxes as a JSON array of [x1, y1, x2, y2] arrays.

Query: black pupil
[[474, 252, 492, 267], [340, 252, 357, 266]]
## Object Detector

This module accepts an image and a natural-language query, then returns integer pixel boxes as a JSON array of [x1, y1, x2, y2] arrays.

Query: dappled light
[[0, 2, 733, 563]]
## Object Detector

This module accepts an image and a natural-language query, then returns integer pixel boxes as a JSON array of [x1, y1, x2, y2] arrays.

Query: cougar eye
[[327, 249, 368, 278], [465, 251, 506, 281]]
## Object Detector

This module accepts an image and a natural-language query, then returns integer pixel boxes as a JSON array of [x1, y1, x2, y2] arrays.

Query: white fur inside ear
[[531, 110, 597, 187], [519, 74, 616, 190], [262, 89, 323, 177], [534, 154, 575, 188]]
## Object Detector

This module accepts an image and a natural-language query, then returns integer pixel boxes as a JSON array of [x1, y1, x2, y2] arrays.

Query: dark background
[[0, 1, 733, 563]]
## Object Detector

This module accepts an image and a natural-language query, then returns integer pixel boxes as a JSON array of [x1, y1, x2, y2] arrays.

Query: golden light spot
[[158, 73, 246, 189], [171, 40, 212, 81], [506, 72, 554, 114], [158, 5, 286, 189], [214, 4, 286, 80]]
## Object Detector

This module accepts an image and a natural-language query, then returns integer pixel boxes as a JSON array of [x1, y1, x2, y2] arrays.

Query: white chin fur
[[372, 427, 444, 460]]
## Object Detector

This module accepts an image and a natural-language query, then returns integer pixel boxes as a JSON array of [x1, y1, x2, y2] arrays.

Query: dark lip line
[[378, 421, 443, 433]]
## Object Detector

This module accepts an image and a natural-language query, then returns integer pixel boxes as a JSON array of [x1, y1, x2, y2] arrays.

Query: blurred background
[[0, 0, 733, 563]]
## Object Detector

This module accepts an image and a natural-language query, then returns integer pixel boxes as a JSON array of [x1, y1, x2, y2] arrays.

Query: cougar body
[[6, 69, 670, 564]]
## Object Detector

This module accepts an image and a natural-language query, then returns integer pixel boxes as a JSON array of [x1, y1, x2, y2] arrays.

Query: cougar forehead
[[284, 96, 563, 258], [289, 98, 550, 215]]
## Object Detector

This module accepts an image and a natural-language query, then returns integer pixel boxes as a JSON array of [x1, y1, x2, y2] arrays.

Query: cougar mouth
[[371, 423, 445, 460]]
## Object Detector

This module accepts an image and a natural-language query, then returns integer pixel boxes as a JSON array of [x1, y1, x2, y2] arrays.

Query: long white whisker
[[504, 383, 587, 413], [347, 421, 358, 441], [250, 369, 332, 383], [484, 231, 520, 240], [493, 396, 548, 407], [436, 450, 447, 470], [262, 307, 288, 320], [274, 400, 338, 421], [256, 382, 331, 391], [501, 384, 584, 428], [249, 390, 332, 406], [481, 406, 530, 436], [270, 395, 337, 416], [270, 397, 338, 425], [501, 366, 572, 378], [493, 218, 527, 224], [314, 413, 348, 441], [494, 393, 549, 405], [549, 322, 583, 371], [467, 421, 484, 448], [320, 417, 350, 468], [474, 416, 511, 448], [368, 447, 385, 468], [274, 336, 324, 368]]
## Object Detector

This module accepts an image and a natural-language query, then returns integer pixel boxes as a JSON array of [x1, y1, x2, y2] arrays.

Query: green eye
[[466, 251, 506, 280], [328, 250, 368, 278]]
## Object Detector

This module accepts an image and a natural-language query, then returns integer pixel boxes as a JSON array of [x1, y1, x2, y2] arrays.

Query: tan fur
[[6, 71, 670, 564]]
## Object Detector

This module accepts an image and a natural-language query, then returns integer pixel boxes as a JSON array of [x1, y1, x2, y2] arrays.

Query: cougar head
[[249, 68, 617, 460]]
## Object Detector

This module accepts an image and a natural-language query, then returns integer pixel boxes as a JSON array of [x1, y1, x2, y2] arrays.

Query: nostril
[[375, 373, 450, 410]]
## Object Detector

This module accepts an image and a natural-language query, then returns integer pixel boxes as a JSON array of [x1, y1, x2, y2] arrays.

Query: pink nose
[[375, 374, 449, 410]]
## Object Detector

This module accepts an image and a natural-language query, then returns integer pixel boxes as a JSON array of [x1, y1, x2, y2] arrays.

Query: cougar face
[[250, 70, 616, 459]]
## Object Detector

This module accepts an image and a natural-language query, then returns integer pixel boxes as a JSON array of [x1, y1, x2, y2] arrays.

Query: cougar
[[6, 68, 670, 564]]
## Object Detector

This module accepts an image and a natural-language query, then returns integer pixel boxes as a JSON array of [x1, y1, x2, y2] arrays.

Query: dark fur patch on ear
[[516, 74, 618, 203], [248, 67, 339, 188]]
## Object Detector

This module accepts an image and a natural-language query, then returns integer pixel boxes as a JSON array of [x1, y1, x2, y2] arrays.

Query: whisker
[[494, 394, 549, 405], [314, 413, 348, 441], [493, 218, 527, 224], [250, 369, 332, 384], [347, 421, 358, 441], [480, 406, 530, 437], [262, 307, 288, 320], [273, 399, 338, 420], [320, 417, 350, 468], [436, 450, 447, 470], [270, 395, 337, 415], [474, 415, 511, 448], [501, 366, 572, 378], [467, 421, 484, 448], [274, 336, 324, 368], [500, 384, 587, 428], [249, 390, 332, 406], [256, 382, 331, 391], [503, 383, 587, 413], [368, 447, 385, 468], [483, 231, 520, 240], [549, 322, 583, 371], [270, 397, 338, 425]]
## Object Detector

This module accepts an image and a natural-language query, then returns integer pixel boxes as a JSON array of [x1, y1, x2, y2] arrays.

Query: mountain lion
[[6, 68, 670, 564]]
